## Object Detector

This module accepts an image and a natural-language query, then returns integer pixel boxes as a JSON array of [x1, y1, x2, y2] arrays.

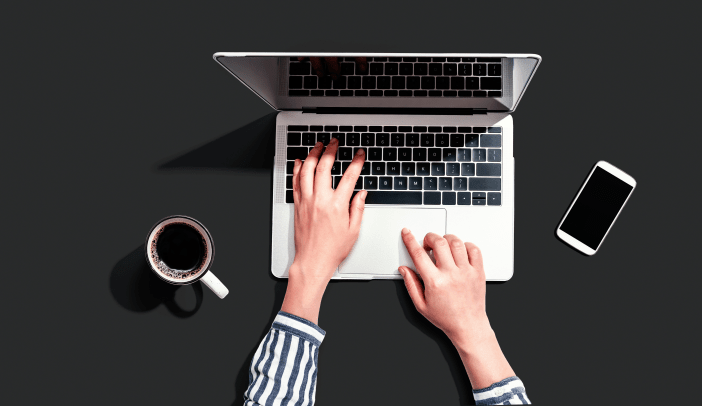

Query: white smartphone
[[556, 161, 636, 255]]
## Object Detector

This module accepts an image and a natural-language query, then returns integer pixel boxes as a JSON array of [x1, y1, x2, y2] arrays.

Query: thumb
[[349, 190, 367, 232], [399, 266, 426, 314]]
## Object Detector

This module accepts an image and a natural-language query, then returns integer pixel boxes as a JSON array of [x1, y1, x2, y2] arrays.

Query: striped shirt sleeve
[[244, 311, 326, 406], [473, 376, 530, 405]]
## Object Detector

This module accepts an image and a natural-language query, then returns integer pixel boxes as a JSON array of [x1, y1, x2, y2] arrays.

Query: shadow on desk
[[109, 245, 204, 318], [158, 112, 277, 172]]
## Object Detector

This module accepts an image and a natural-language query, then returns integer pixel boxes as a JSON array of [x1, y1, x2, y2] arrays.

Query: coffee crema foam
[[150, 222, 209, 280]]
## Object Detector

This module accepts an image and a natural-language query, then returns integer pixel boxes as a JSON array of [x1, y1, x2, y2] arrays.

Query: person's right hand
[[398, 229, 492, 346]]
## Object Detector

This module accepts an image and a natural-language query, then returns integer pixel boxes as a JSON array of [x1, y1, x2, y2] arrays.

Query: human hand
[[398, 229, 492, 346], [297, 56, 368, 79], [281, 139, 367, 323]]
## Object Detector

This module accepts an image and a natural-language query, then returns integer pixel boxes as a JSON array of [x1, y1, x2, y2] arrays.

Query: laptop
[[214, 53, 541, 281]]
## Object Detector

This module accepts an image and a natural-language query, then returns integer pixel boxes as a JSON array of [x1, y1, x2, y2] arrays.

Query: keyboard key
[[355, 176, 363, 189], [473, 149, 486, 162], [383, 148, 397, 161], [433, 57, 446, 62], [365, 191, 422, 205], [330, 162, 341, 175], [287, 132, 301, 145], [377, 76, 391, 89], [317, 133, 330, 145], [287, 161, 295, 174], [409, 177, 422, 190], [392, 76, 405, 89], [442, 192, 456, 205], [339, 126, 353, 131], [394, 177, 408, 190], [428, 148, 442, 161], [402, 162, 415, 175], [304, 76, 318, 89], [424, 192, 441, 205], [473, 126, 486, 133], [458, 127, 471, 133], [488, 91, 502, 97], [400, 63, 413, 75], [446, 163, 460, 176], [473, 64, 486, 76], [414, 90, 428, 96], [348, 76, 362, 89], [413, 126, 427, 132], [399, 90, 413, 96], [368, 148, 382, 161], [457, 90, 471, 97], [333, 176, 342, 189], [342, 161, 351, 173], [429, 63, 442, 75], [362, 77, 376, 89], [473, 91, 487, 97], [372, 162, 385, 175], [488, 64, 502, 76], [347, 133, 360, 146], [318, 77, 332, 90], [377, 133, 389, 146], [477, 163, 501, 176], [488, 192, 501, 206], [477, 58, 501, 62], [439, 177, 452, 190], [406, 133, 419, 146], [361, 162, 371, 175], [286, 190, 294, 203], [398, 148, 412, 161], [384, 126, 397, 132], [436, 134, 449, 147], [469, 178, 501, 191], [462, 57, 476, 62], [458, 64, 472, 76], [289, 62, 311, 75], [458, 192, 471, 205], [442, 148, 457, 161], [421, 134, 434, 147], [310, 125, 323, 131], [301, 133, 315, 146], [451, 134, 464, 147], [444, 64, 457, 75], [362, 133, 375, 146], [364, 176, 378, 190], [436, 77, 450, 89], [417, 162, 431, 176], [431, 163, 445, 176], [288, 125, 308, 131], [480, 133, 501, 147], [339, 147, 353, 160], [428, 90, 442, 96], [414, 63, 428, 75], [287, 147, 308, 160], [286, 175, 293, 189], [465, 77, 479, 89], [385, 63, 398, 75], [421, 77, 435, 89], [407, 77, 421, 89], [458, 149, 472, 162], [391, 133, 404, 146], [454, 177, 467, 190], [403, 57, 417, 62], [355, 90, 368, 96], [424, 177, 437, 190], [488, 149, 501, 162], [472, 192, 486, 205], [444, 126, 457, 133], [488, 127, 501, 133], [461, 163, 476, 176], [289, 76, 302, 89], [481, 77, 501, 90], [370, 90, 383, 96], [379, 176, 392, 190], [340, 63, 355, 75], [331, 133, 345, 146], [370, 63, 384, 75], [451, 77, 464, 90], [447, 57, 460, 62]]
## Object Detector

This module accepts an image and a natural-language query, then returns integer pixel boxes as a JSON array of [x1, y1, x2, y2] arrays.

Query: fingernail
[[361, 190, 368, 200], [316, 141, 322, 147], [331, 137, 338, 144], [398, 267, 405, 275], [294, 159, 300, 166], [356, 148, 364, 155], [401, 227, 410, 235]]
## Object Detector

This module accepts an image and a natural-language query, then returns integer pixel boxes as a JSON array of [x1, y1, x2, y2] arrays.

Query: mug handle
[[200, 271, 229, 299]]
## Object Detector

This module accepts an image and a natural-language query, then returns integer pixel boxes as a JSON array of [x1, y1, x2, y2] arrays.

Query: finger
[[399, 266, 427, 314], [355, 57, 368, 73], [335, 148, 365, 198], [444, 234, 469, 269], [464, 242, 485, 279], [423, 232, 454, 269], [401, 228, 437, 278], [324, 57, 341, 80], [292, 158, 302, 204], [349, 189, 367, 232], [309, 57, 325, 77], [314, 137, 339, 191], [300, 142, 323, 198]]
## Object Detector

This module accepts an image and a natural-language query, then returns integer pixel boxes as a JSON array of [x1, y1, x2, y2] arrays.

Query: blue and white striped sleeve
[[243, 311, 326, 406], [473, 376, 530, 405]]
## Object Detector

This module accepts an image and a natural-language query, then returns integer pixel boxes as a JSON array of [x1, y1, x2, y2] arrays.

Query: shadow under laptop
[[109, 245, 204, 318], [393, 279, 475, 405], [158, 112, 277, 172]]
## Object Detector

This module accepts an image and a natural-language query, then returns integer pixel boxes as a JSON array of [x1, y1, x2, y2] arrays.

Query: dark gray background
[[4, 1, 699, 404]]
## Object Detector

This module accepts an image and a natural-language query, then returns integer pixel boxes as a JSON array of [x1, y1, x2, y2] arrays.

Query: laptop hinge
[[301, 107, 488, 115]]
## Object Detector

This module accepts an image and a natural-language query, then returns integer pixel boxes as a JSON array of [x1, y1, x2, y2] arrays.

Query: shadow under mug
[[145, 215, 229, 299]]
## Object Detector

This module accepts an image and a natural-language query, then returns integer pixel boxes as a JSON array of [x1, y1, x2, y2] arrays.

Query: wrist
[[447, 316, 495, 353], [280, 262, 330, 325]]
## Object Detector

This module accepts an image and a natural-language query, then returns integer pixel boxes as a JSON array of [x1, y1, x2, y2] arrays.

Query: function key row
[[287, 125, 501, 133], [288, 90, 501, 97], [290, 57, 501, 63], [285, 159, 500, 177]]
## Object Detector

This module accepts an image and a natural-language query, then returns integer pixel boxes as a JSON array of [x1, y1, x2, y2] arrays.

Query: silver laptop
[[214, 53, 541, 281]]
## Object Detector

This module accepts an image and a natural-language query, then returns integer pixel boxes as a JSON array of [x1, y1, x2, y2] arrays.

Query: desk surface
[[5, 1, 698, 404]]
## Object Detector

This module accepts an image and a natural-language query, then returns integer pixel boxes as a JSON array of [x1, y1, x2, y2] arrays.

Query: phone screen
[[560, 167, 634, 250]]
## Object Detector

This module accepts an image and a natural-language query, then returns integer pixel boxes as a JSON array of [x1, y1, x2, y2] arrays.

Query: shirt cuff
[[473, 376, 529, 405], [271, 311, 326, 347]]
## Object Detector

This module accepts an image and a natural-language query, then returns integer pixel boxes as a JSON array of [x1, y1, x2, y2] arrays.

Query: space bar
[[364, 191, 422, 205]]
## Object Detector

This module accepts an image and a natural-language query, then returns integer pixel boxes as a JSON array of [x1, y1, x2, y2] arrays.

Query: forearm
[[243, 311, 326, 406]]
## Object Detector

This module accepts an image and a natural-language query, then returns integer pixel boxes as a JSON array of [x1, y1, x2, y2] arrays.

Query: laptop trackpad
[[339, 208, 447, 275]]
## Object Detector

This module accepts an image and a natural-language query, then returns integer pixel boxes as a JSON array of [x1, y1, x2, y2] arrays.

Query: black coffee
[[156, 223, 205, 271]]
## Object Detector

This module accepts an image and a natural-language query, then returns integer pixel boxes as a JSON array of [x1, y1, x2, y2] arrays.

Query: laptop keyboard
[[284, 125, 502, 206], [288, 57, 502, 98]]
